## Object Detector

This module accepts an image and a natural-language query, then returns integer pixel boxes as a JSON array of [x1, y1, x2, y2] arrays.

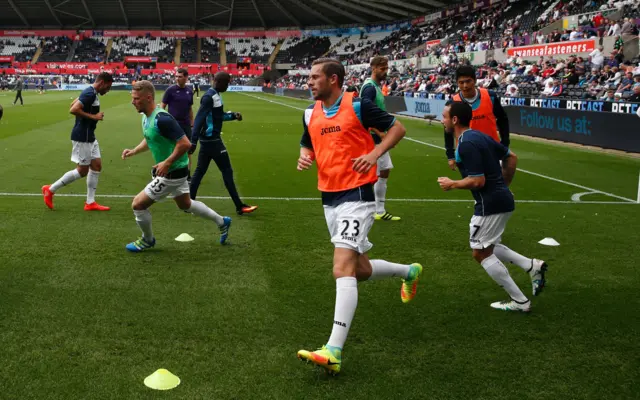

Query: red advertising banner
[[124, 56, 157, 63], [506, 39, 596, 57], [0, 30, 81, 37], [425, 39, 442, 49], [0, 56, 15, 62], [411, 16, 425, 25], [100, 30, 300, 38]]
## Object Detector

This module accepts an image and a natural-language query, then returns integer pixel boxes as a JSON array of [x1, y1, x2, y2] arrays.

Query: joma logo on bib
[[320, 126, 342, 135]]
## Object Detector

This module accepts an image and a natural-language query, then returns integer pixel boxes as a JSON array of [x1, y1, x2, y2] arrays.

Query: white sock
[[494, 244, 533, 272], [481, 254, 528, 303], [188, 200, 224, 225], [327, 277, 358, 349], [133, 209, 154, 241], [86, 170, 100, 204], [50, 169, 82, 193], [374, 177, 387, 214], [369, 259, 411, 280]]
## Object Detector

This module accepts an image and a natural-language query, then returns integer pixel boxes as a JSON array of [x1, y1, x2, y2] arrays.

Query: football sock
[[133, 209, 154, 241], [188, 200, 224, 225], [481, 254, 528, 303], [86, 170, 100, 204], [50, 169, 82, 193], [327, 277, 358, 349], [494, 244, 533, 272], [369, 259, 411, 280], [374, 177, 387, 214]]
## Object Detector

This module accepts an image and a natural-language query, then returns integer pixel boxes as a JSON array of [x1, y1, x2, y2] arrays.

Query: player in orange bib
[[444, 66, 511, 171], [295, 58, 424, 375]]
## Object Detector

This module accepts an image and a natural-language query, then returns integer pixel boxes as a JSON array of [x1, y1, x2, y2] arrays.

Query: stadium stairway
[[220, 39, 227, 65], [196, 37, 201, 62], [66, 40, 78, 62], [174, 39, 181, 65], [31, 40, 44, 63], [268, 39, 284, 66], [105, 38, 113, 60]]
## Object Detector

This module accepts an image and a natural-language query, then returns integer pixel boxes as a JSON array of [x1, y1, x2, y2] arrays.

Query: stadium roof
[[0, 0, 458, 30]]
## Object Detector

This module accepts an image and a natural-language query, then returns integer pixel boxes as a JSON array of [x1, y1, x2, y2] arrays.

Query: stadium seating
[[109, 37, 176, 62], [225, 37, 278, 64], [0, 37, 40, 62], [73, 37, 108, 62], [181, 37, 198, 63], [201, 38, 221, 63], [275, 36, 331, 64], [39, 36, 73, 62]]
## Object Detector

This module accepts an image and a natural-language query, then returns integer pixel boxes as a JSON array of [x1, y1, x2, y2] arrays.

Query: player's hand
[[122, 149, 135, 159], [352, 152, 378, 174], [448, 159, 457, 171], [93, 112, 104, 121], [153, 161, 170, 177], [234, 112, 243, 121], [297, 155, 313, 171], [437, 177, 455, 191], [188, 143, 197, 155]]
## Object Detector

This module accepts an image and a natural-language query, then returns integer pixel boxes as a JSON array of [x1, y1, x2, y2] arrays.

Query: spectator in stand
[[505, 84, 519, 97], [585, 80, 603, 99], [550, 79, 564, 97], [628, 83, 640, 102], [620, 17, 634, 35], [593, 12, 604, 28], [589, 46, 605, 70], [617, 72, 634, 94], [607, 20, 621, 36]]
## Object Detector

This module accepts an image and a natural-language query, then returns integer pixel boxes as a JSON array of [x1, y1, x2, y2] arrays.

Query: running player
[[189, 72, 257, 216], [444, 66, 510, 171], [438, 102, 547, 312], [121, 80, 231, 252], [360, 56, 400, 221], [42, 72, 113, 211], [193, 78, 200, 98], [296, 58, 423, 375]]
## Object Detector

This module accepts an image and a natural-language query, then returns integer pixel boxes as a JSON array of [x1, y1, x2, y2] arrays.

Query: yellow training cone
[[175, 233, 194, 242], [144, 369, 181, 390]]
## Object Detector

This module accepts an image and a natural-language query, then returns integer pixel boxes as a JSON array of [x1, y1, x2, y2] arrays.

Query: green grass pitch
[[0, 89, 639, 399]]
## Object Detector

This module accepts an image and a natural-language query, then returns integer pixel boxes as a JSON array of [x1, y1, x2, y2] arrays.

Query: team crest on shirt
[[320, 126, 342, 135]]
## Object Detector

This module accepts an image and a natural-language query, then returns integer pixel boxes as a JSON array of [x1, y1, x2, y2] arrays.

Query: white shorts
[[323, 201, 375, 254], [71, 140, 101, 166], [144, 176, 190, 202], [377, 151, 393, 175], [469, 212, 512, 249]]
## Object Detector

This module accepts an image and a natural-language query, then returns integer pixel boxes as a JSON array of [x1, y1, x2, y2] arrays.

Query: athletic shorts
[[377, 151, 393, 175], [323, 201, 375, 254], [469, 212, 512, 249], [71, 140, 101, 166], [144, 175, 190, 202]]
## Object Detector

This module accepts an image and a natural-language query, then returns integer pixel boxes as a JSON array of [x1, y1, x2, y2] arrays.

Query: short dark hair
[[96, 72, 113, 83], [312, 57, 345, 87], [448, 101, 473, 127], [455, 66, 476, 82], [370, 56, 388, 68], [177, 68, 188, 77], [213, 71, 231, 84]]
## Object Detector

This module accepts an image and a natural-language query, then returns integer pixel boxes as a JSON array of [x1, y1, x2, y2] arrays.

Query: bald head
[[214, 72, 231, 92]]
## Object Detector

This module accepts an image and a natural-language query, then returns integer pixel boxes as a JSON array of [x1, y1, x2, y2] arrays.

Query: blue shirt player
[[437, 101, 548, 313], [42, 72, 113, 211], [189, 71, 257, 216]]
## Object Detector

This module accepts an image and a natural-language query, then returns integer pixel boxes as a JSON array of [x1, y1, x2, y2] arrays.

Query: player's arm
[[353, 98, 405, 173], [160, 89, 170, 110], [443, 100, 456, 169], [501, 149, 517, 187], [70, 92, 102, 121], [438, 142, 485, 191], [359, 84, 377, 102], [491, 92, 510, 148], [122, 139, 149, 159], [190, 95, 212, 152], [298, 113, 315, 171]]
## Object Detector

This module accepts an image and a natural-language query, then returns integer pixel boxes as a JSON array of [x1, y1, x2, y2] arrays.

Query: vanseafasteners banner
[[506, 39, 595, 57]]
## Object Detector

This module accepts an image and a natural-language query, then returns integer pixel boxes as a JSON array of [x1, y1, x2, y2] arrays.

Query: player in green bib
[[121, 80, 231, 252], [359, 56, 400, 221]]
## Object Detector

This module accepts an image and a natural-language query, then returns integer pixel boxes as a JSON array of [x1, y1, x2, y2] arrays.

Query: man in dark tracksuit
[[13, 76, 23, 105], [189, 72, 257, 216]]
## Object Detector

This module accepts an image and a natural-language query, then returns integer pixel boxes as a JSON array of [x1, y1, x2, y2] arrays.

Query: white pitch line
[[244, 92, 637, 203], [0, 192, 636, 205]]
